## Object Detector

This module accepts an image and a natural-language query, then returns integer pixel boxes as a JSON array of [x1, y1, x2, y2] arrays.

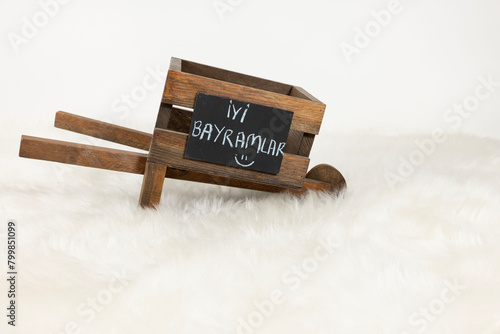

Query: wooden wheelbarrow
[[19, 58, 346, 208]]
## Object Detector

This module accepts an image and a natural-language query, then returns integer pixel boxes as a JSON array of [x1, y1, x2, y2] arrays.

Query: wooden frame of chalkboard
[[18, 57, 346, 209]]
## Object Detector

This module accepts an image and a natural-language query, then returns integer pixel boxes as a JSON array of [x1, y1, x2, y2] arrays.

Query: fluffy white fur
[[1, 120, 500, 334]]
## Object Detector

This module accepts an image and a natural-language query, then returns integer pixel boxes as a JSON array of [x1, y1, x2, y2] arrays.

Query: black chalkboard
[[184, 93, 294, 174]]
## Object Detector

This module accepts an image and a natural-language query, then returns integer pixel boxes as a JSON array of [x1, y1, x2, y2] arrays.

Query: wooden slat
[[139, 162, 167, 208], [154, 103, 194, 133], [148, 128, 309, 190], [155, 103, 173, 130], [18, 136, 340, 195], [166, 105, 193, 133], [298, 133, 315, 157], [295, 178, 341, 194], [55, 111, 153, 151], [163, 70, 325, 135], [283, 129, 304, 155], [19, 135, 147, 174], [165, 168, 340, 194], [179, 58, 293, 95]]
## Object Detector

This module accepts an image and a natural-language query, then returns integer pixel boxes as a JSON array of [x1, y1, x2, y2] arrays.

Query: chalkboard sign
[[184, 93, 294, 174]]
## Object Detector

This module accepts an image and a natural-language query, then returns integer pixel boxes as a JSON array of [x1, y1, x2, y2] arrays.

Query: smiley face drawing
[[234, 154, 256, 168]]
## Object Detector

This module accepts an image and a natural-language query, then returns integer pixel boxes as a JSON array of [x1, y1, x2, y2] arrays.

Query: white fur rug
[[1, 120, 500, 334]]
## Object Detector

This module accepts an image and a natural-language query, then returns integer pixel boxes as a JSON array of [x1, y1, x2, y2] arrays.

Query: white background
[[1, 0, 499, 138]]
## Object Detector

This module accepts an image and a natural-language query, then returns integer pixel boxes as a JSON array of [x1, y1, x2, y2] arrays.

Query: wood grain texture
[[139, 162, 167, 208], [165, 168, 340, 194], [19, 135, 147, 174], [298, 133, 315, 157], [148, 128, 309, 190], [55, 111, 153, 151], [155, 103, 173, 130], [292, 178, 342, 194], [154, 103, 194, 133], [179, 58, 293, 95], [306, 164, 346, 191], [18, 136, 342, 197], [283, 129, 304, 155], [162, 70, 325, 135], [166, 105, 193, 133]]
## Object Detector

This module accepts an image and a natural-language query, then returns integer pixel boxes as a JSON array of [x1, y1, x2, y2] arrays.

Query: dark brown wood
[[145, 103, 194, 134], [55, 111, 153, 151], [165, 168, 339, 194], [166, 168, 276, 191], [283, 129, 304, 155], [179, 58, 293, 95], [19, 135, 147, 174], [148, 128, 309, 190], [287, 88, 319, 157], [155, 103, 173, 130], [292, 178, 341, 194], [139, 162, 167, 208], [166, 106, 192, 133], [306, 164, 346, 192], [298, 133, 315, 157], [162, 70, 325, 135]]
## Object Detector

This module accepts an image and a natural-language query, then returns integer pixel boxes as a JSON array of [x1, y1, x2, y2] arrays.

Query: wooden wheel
[[306, 164, 346, 193]]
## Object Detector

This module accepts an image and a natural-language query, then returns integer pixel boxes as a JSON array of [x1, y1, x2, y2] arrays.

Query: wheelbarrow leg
[[139, 162, 167, 208]]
